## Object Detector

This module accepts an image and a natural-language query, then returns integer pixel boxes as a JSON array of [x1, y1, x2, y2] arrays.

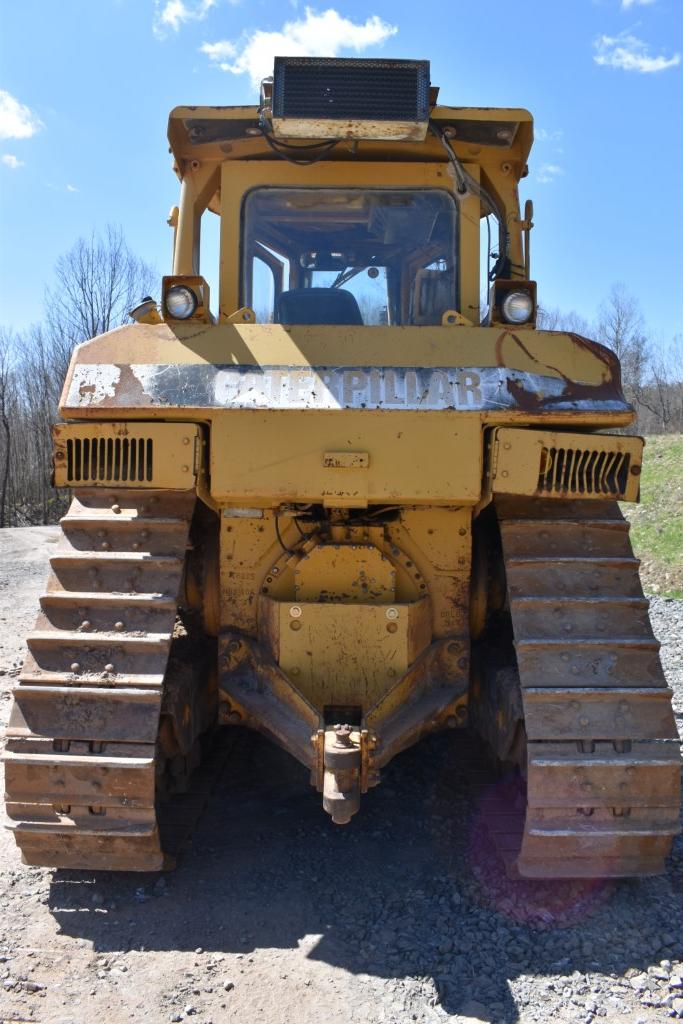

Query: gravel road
[[0, 527, 681, 1024]]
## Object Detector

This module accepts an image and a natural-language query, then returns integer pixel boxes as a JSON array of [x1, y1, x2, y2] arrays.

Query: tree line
[[537, 285, 683, 436], [0, 229, 680, 527], [0, 227, 154, 527]]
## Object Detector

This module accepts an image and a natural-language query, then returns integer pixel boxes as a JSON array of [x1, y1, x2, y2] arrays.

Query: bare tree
[[0, 227, 156, 526], [537, 306, 593, 336], [46, 225, 155, 349], [0, 329, 15, 528], [596, 284, 650, 390]]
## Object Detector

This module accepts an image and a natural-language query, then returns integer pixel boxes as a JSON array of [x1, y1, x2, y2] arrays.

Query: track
[[2, 487, 211, 872], [495, 497, 681, 878]]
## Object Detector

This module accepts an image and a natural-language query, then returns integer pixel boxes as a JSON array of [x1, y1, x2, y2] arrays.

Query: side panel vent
[[53, 423, 202, 490], [489, 428, 643, 504], [66, 436, 154, 484], [538, 446, 631, 497]]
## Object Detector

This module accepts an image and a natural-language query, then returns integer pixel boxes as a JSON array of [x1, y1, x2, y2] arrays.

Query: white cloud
[[535, 128, 563, 143], [201, 7, 398, 88], [154, 0, 216, 38], [66, 184, 79, 192], [621, 0, 657, 8], [0, 90, 43, 141], [594, 32, 680, 72], [1, 153, 24, 169], [536, 163, 564, 185]]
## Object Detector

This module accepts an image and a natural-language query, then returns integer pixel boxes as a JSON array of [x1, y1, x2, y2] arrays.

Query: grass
[[620, 434, 683, 599]]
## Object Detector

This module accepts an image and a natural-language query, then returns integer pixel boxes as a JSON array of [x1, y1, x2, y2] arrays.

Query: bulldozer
[[4, 57, 680, 877]]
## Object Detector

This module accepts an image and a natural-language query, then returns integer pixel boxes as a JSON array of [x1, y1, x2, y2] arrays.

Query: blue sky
[[1, 0, 681, 339]]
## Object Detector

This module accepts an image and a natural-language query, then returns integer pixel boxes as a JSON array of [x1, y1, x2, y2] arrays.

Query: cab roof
[[167, 104, 534, 169]]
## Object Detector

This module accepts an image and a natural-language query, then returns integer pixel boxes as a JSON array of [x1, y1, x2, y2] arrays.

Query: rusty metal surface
[[64, 361, 631, 416]]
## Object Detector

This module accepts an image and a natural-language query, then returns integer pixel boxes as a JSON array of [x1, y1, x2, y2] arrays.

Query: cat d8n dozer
[[4, 57, 680, 877]]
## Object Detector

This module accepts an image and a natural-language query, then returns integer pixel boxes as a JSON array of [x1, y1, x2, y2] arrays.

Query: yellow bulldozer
[[4, 57, 680, 877]]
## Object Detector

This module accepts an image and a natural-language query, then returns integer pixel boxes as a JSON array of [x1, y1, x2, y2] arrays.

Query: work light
[[165, 285, 198, 320]]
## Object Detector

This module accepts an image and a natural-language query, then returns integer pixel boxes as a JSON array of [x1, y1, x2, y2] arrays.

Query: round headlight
[[165, 285, 197, 320], [501, 290, 534, 325]]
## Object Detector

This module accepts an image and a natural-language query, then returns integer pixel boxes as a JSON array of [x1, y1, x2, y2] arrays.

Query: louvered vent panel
[[538, 446, 631, 497], [272, 57, 430, 122], [65, 436, 154, 484]]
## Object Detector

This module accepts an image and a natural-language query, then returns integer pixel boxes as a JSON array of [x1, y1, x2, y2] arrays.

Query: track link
[[3, 489, 196, 871], [496, 497, 681, 879]]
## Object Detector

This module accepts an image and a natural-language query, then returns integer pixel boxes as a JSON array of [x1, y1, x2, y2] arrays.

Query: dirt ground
[[0, 526, 681, 1024]]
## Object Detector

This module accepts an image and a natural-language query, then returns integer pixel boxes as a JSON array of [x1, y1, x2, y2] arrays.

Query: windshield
[[242, 188, 458, 326]]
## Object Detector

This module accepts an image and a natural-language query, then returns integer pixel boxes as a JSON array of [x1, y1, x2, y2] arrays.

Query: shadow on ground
[[47, 729, 683, 1022]]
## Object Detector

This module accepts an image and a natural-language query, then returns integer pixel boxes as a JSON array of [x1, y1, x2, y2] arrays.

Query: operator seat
[[276, 287, 364, 326]]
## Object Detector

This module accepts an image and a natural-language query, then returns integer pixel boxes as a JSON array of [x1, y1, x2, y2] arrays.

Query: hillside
[[621, 434, 683, 598]]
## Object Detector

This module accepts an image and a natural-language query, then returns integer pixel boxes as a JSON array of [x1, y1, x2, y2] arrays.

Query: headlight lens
[[501, 290, 534, 325], [165, 285, 197, 319]]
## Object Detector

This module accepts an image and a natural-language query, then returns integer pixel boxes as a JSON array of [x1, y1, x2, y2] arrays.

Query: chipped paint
[[64, 364, 630, 414], [71, 365, 121, 404]]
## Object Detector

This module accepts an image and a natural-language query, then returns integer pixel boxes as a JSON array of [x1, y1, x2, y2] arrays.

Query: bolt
[[228, 710, 242, 724], [70, 662, 80, 673], [446, 715, 458, 729], [457, 657, 468, 670], [290, 605, 302, 618], [181, 465, 189, 473], [104, 663, 115, 673], [183, 437, 191, 445], [81, 620, 91, 631], [386, 622, 398, 634], [334, 724, 353, 747], [227, 639, 241, 653], [111, 504, 121, 515], [290, 621, 302, 631], [114, 621, 124, 631], [385, 607, 399, 621]]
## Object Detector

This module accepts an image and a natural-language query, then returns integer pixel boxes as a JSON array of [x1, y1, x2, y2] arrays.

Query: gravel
[[0, 527, 681, 1024]]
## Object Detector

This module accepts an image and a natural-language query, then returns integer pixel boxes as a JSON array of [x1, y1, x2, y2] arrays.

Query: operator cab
[[243, 187, 458, 326], [158, 57, 536, 331]]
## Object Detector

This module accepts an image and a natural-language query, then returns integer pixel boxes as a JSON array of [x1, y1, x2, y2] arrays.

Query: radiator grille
[[538, 446, 631, 497], [66, 436, 154, 484], [272, 57, 430, 122]]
